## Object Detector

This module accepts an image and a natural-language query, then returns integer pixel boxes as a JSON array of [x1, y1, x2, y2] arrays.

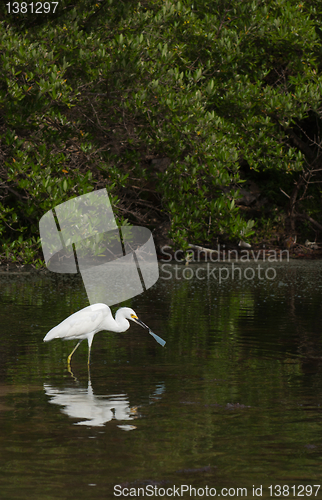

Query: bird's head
[[121, 307, 149, 330], [117, 307, 166, 347]]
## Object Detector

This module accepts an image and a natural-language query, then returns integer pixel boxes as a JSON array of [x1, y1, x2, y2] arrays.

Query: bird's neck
[[114, 309, 130, 333]]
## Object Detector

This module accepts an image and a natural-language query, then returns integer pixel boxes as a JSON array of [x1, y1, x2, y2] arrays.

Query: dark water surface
[[1, 261, 322, 499]]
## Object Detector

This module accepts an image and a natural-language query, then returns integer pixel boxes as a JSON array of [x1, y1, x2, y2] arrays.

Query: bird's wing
[[44, 304, 111, 341]]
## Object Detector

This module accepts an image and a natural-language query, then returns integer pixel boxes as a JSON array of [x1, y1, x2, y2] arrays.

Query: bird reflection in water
[[43, 381, 165, 429]]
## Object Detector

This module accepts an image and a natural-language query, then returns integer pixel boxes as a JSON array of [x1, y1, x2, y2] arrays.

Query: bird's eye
[[131, 314, 138, 319]]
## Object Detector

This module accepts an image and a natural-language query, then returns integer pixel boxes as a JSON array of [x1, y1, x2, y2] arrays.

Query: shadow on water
[[0, 261, 322, 499]]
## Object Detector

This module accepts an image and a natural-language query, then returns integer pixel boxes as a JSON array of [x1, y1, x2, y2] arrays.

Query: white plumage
[[44, 303, 165, 366]]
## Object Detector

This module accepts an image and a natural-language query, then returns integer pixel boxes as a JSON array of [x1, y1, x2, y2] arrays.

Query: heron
[[43, 303, 166, 367]]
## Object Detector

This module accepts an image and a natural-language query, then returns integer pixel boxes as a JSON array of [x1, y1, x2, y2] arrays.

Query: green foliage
[[1, 0, 322, 263]]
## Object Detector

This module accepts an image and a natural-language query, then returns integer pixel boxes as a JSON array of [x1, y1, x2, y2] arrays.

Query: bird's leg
[[67, 340, 82, 367], [87, 343, 91, 367], [67, 363, 78, 382], [87, 334, 95, 368]]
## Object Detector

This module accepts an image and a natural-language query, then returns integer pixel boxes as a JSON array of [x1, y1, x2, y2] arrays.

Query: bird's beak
[[132, 316, 149, 330], [131, 315, 166, 347]]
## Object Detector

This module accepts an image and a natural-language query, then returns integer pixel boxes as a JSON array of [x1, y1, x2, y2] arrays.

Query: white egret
[[44, 303, 166, 367]]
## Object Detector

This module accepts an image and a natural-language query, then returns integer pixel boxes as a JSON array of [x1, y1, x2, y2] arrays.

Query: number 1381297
[[6, 2, 58, 14], [268, 485, 321, 496]]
